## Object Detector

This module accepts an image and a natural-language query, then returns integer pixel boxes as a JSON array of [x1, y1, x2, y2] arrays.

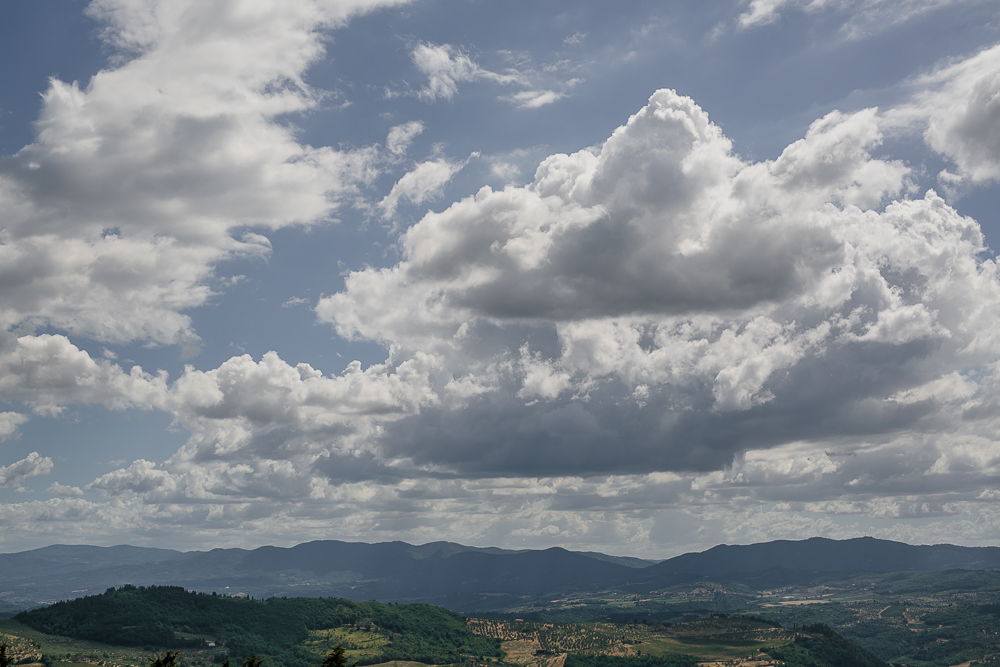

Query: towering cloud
[[315, 89, 997, 480]]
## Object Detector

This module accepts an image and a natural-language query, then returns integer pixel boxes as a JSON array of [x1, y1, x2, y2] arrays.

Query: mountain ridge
[[640, 536, 1000, 579], [3, 536, 999, 614]]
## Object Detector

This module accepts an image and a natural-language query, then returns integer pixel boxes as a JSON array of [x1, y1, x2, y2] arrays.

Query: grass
[[880, 605, 906, 618]]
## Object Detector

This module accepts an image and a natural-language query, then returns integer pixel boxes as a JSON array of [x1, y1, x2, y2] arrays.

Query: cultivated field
[[467, 617, 797, 666]]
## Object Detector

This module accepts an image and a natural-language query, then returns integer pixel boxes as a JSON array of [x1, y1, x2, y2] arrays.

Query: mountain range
[[3, 536, 1000, 614]]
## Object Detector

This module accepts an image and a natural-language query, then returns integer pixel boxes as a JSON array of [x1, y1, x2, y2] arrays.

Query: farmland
[[467, 617, 844, 666]]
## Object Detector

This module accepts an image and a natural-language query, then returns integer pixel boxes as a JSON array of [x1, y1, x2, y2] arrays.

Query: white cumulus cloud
[[386, 121, 425, 157], [46, 482, 85, 497], [0, 0, 410, 350], [0, 452, 54, 490], [379, 158, 466, 219], [885, 43, 1000, 186], [315, 88, 1000, 482], [412, 43, 518, 102], [408, 43, 576, 108], [0, 412, 30, 441]]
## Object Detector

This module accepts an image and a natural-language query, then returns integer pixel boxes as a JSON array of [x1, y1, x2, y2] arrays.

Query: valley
[[0, 601, 882, 667], [6, 538, 1000, 666]]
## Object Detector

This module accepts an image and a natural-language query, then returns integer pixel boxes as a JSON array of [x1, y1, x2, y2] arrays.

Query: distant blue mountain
[[0, 543, 195, 581], [2, 536, 998, 614], [642, 536, 1000, 578]]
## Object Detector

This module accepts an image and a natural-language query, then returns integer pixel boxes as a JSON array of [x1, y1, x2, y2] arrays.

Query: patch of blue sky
[[0, 1, 106, 156]]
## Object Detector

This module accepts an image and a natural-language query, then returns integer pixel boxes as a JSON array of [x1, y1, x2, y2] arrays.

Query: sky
[[0, 0, 1000, 558]]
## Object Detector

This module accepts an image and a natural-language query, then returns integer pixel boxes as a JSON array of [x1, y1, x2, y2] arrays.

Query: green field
[[879, 605, 906, 619]]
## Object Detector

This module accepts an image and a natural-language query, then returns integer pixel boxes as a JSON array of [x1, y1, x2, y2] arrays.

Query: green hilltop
[[14, 586, 501, 667]]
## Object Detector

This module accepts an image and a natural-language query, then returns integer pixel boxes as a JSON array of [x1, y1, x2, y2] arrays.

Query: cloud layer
[[2, 0, 1000, 555]]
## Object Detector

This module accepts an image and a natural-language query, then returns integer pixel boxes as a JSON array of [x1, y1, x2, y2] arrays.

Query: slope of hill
[[765, 623, 889, 667], [14, 585, 502, 667]]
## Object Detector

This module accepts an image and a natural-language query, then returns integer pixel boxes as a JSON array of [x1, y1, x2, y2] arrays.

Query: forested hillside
[[15, 586, 500, 667], [765, 624, 889, 667]]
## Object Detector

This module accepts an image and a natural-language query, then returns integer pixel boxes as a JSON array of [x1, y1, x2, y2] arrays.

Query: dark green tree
[[0, 642, 9, 667], [150, 652, 179, 667], [320, 645, 357, 667], [241, 655, 263, 667]]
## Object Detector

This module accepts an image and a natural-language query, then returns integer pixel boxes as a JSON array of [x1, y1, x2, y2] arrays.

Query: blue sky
[[1, 0, 1000, 557]]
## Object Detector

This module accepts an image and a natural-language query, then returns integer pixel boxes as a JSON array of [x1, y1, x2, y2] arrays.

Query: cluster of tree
[[765, 624, 890, 667], [16, 586, 501, 667]]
